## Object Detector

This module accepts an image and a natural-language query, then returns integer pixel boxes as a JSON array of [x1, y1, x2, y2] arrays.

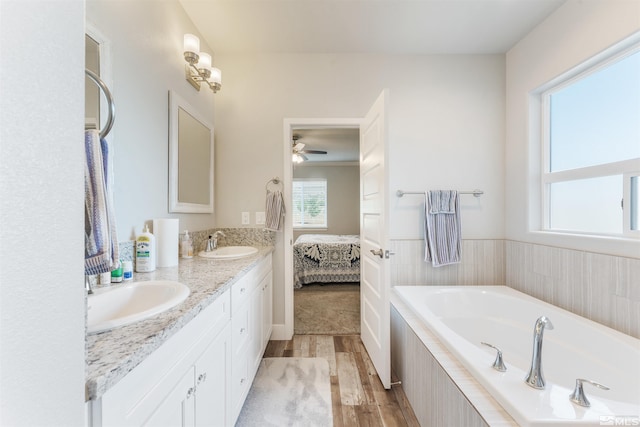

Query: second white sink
[[198, 246, 258, 260], [87, 280, 190, 334]]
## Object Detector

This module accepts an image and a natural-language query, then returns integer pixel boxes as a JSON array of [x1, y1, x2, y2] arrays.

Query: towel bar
[[85, 69, 115, 139], [396, 189, 484, 198]]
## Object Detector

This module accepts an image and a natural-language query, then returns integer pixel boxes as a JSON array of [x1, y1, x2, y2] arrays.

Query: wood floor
[[264, 335, 420, 427]]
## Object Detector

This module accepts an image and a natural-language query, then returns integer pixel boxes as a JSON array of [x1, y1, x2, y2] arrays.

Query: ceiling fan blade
[[299, 150, 327, 155], [301, 153, 309, 161]]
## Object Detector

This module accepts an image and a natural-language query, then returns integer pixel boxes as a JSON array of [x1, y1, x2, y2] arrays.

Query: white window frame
[[292, 178, 328, 229], [538, 41, 640, 238]]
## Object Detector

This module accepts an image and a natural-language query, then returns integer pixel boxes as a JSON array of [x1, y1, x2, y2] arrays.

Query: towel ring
[[266, 177, 282, 192], [85, 69, 116, 139]]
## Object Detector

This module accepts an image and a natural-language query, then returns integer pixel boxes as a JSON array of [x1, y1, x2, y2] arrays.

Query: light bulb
[[209, 67, 222, 84], [183, 34, 200, 54], [198, 52, 212, 70]]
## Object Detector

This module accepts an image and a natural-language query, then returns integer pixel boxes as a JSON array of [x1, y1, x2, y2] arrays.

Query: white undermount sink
[[198, 246, 259, 260], [87, 280, 190, 334]]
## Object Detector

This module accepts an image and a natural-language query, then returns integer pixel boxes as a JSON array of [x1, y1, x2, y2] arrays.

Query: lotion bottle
[[181, 230, 193, 259], [136, 224, 156, 272]]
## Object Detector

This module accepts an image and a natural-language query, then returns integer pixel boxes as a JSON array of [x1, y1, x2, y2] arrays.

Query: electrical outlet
[[241, 211, 250, 225], [255, 212, 265, 225]]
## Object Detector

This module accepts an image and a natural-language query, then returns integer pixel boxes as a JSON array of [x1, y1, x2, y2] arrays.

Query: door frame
[[281, 118, 362, 340]]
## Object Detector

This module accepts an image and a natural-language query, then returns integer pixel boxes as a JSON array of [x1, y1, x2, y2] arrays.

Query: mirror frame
[[168, 90, 215, 213]]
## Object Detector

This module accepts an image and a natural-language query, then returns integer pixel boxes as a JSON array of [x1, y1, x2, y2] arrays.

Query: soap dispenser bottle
[[135, 224, 156, 272], [181, 230, 193, 259]]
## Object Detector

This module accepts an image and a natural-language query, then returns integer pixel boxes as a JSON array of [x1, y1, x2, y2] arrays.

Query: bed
[[293, 234, 361, 288]]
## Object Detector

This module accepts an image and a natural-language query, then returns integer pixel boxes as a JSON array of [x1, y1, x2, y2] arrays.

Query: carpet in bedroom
[[294, 283, 360, 335]]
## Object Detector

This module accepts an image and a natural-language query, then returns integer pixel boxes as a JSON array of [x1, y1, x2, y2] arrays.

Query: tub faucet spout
[[524, 315, 554, 389]]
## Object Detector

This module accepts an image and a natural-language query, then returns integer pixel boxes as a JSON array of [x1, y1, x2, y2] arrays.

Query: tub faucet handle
[[481, 342, 507, 372], [569, 378, 610, 407]]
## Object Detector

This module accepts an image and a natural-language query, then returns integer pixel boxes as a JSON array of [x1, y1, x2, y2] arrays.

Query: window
[[540, 43, 640, 237], [293, 179, 327, 228]]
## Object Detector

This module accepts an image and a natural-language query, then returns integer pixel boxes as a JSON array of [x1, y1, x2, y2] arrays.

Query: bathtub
[[393, 286, 640, 426]]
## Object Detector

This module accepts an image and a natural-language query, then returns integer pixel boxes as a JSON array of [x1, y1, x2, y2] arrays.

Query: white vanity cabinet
[[230, 253, 273, 424], [89, 290, 231, 427], [87, 253, 273, 427]]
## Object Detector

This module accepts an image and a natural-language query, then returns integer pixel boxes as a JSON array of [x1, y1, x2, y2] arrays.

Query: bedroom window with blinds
[[539, 42, 640, 237], [293, 179, 327, 228]]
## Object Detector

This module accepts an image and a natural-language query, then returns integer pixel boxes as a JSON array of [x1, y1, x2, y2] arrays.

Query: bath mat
[[236, 357, 332, 427]]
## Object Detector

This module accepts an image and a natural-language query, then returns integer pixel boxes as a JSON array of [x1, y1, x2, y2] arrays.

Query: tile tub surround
[[85, 246, 274, 401], [390, 239, 639, 339], [390, 293, 517, 427], [506, 240, 640, 339], [390, 239, 506, 286]]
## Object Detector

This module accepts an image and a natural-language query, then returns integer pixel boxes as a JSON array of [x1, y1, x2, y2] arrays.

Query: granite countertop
[[85, 246, 274, 401]]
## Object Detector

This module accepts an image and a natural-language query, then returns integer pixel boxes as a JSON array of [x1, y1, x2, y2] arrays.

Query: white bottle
[[136, 224, 156, 272], [181, 230, 193, 259]]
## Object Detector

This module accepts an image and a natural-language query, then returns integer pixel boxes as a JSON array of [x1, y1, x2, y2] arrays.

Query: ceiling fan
[[292, 135, 327, 163]]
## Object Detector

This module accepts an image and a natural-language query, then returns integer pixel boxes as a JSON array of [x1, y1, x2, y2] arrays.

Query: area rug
[[294, 284, 360, 335], [236, 357, 332, 427]]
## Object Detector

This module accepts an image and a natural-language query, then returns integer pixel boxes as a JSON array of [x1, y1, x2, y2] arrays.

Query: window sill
[[524, 230, 640, 259]]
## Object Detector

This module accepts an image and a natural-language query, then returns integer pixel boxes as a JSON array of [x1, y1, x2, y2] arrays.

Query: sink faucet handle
[[569, 378, 610, 407], [481, 342, 507, 372]]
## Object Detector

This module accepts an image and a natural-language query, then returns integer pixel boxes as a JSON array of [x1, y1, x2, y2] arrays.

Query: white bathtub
[[393, 285, 640, 427]]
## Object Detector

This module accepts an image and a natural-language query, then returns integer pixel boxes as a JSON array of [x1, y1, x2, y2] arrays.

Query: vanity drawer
[[231, 275, 252, 314], [231, 299, 250, 357]]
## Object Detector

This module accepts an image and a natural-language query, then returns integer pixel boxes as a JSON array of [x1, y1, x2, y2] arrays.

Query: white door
[[359, 90, 390, 389]]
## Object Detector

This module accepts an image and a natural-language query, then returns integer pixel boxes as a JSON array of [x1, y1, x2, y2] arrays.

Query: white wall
[[214, 52, 505, 325], [0, 1, 85, 424], [505, 0, 640, 258], [86, 0, 217, 241], [293, 164, 360, 240]]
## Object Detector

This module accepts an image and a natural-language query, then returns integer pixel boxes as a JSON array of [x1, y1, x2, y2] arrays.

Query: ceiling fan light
[[292, 153, 304, 163]]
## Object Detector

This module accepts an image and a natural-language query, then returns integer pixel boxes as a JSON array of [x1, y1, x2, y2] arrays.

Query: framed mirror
[[169, 90, 214, 213]]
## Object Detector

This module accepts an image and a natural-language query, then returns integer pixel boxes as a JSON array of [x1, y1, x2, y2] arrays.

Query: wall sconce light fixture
[[183, 34, 222, 93]]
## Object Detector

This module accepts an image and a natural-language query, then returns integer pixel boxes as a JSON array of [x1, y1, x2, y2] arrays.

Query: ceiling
[[179, 0, 566, 163], [293, 128, 360, 163], [179, 0, 566, 55]]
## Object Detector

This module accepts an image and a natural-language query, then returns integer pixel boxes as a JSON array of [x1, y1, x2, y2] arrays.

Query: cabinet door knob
[[186, 387, 195, 399], [197, 373, 207, 385], [240, 327, 246, 334]]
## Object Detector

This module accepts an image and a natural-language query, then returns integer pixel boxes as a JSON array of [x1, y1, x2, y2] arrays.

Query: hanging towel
[[265, 190, 285, 231], [85, 129, 119, 275], [424, 190, 461, 267]]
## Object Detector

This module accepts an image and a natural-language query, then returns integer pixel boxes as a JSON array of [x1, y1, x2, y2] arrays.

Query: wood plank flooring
[[264, 335, 420, 427]]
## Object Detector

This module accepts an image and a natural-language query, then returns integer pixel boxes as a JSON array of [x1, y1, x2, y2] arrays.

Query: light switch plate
[[242, 212, 250, 225], [255, 212, 265, 225]]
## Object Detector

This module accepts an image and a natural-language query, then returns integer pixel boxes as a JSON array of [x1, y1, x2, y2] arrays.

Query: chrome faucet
[[524, 316, 554, 389], [204, 230, 226, 252]]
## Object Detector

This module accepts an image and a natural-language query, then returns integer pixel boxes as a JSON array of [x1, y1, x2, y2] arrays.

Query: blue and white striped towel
[[424, 190, 461, 267], [85, 129, 119, 275], [265, 190, 285, 232]]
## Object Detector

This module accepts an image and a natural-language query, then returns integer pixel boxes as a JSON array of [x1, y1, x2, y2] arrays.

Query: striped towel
[[424, 190, 461, 267], [85, 129, 119, 275], [265, 190, 285, 231]]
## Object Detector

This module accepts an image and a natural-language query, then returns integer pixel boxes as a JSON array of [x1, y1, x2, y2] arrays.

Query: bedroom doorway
[[282, 118, 362, 338]]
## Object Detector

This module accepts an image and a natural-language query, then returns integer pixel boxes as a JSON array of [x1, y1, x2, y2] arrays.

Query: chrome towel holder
[[396, 189, 484, 198], [265, 177, 282, 192], [85, 68, 115, 139]]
